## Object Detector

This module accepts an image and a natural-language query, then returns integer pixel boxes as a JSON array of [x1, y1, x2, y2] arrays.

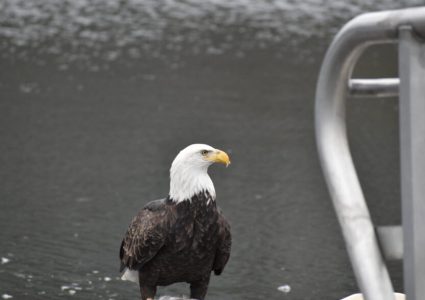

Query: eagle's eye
[[201, 150, 209, 156]]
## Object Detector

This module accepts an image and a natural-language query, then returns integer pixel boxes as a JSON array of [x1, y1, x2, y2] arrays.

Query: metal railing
[[314, 7, 425, 300]]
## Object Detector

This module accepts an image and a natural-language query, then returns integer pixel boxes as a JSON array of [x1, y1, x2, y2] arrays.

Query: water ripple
[[0, 0, 422, 68]]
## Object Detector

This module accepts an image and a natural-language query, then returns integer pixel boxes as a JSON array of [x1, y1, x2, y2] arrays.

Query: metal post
[[398, 26, 425, 300]]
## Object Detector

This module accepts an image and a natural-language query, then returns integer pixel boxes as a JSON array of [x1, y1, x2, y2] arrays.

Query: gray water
[[0, 1, 422, 299]]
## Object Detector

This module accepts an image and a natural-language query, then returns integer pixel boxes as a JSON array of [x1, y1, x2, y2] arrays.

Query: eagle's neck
[[169, 164, 216, 203]]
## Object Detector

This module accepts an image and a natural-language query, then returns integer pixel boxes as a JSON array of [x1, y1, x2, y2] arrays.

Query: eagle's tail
[[120, 267, 139, 283]]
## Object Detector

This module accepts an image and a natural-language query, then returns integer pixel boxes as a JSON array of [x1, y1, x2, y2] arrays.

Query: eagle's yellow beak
[[207, 150, 231, 167]]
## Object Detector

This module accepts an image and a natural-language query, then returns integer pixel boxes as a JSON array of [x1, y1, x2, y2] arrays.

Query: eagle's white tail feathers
[[121, 268, 139, 283]]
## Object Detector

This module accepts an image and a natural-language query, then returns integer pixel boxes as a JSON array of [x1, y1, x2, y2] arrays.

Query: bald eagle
[[119, 144, 232, 300]]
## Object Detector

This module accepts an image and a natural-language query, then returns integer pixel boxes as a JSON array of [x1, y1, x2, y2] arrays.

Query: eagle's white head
[[169, 144, 230, 203]]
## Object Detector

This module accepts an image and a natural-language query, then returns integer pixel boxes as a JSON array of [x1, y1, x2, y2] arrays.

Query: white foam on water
[[12, 272, 26, 279], [1, 257, 10, 264], [61, 283, 82, 292], [0, 0, 421, 68], [277, 284, 291, 294], [1, 295, 13, 299]]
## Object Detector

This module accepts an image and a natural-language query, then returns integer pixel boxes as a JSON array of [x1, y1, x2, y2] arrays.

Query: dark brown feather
[[119, 199, 169, 271], [213, 211, 231, 275]]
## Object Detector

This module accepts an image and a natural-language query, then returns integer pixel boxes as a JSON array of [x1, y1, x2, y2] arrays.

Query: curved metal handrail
[[315, 7, 425, 300]]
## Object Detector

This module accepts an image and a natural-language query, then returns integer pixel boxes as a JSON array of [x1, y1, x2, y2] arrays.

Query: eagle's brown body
[[119, 191, 231, 300]]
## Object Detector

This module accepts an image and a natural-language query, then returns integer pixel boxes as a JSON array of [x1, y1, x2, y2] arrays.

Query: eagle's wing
[[213, 210, 231, 275], [119, 199, 169, 272]]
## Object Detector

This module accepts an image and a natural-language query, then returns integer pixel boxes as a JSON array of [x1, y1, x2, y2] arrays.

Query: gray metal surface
[[376, 226, 403, 261], [315, 7, 425, 300], [398, 27, 425, 300], [349, 78, 399, 97]]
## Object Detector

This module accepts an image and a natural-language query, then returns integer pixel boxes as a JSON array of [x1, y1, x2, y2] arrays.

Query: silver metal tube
[[398, 26, 425, 300], [349, 78, 399, 97], [315, 7, 425, 300]]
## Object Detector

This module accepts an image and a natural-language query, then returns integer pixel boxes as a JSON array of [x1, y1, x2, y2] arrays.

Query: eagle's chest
[[143, 194, 226, 285], [169, 195, 219, 254]]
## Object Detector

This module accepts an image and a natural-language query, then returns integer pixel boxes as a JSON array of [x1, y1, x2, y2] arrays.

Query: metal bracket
[[349, 78, 399, 97]]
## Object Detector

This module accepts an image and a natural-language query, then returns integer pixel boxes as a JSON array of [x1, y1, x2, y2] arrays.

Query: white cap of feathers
[[169, 144, 230, 203]]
